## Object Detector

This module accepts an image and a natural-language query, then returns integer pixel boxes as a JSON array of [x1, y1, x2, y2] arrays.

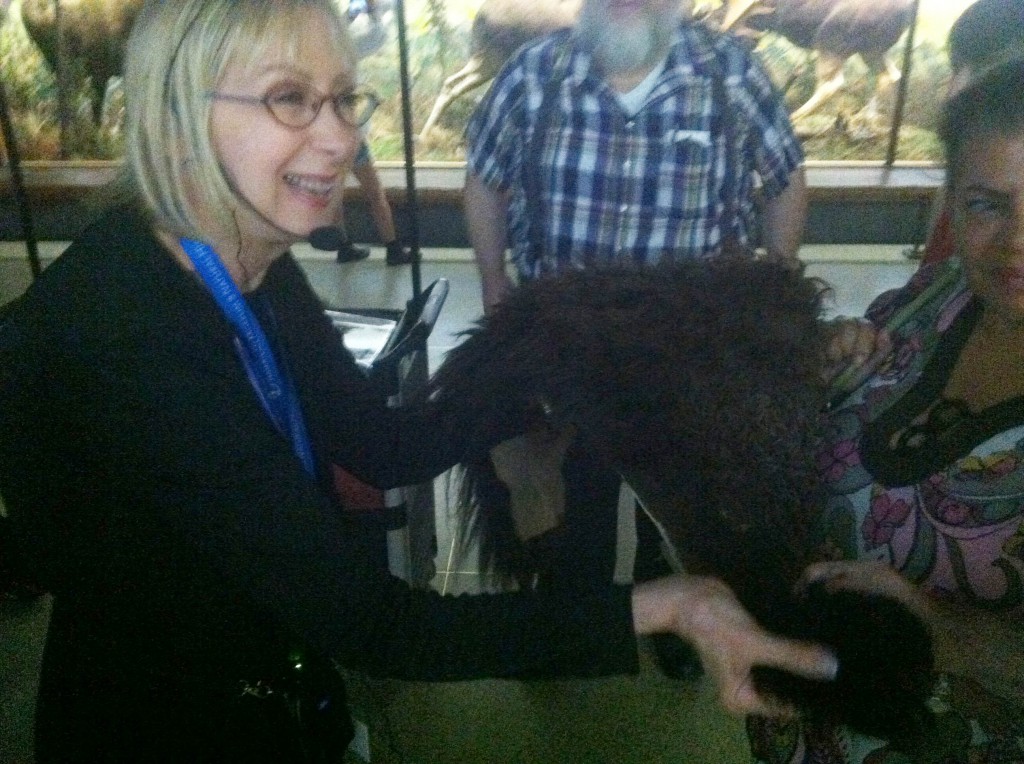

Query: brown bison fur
[[427, 258, 935, 746]]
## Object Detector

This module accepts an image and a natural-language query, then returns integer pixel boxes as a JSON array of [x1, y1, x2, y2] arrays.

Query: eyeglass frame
[[206, 87, 380, 130]]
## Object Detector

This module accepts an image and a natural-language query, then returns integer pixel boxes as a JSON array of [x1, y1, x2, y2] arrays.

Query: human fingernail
[[821, 652, 840, 681], [803, 566, 829, 585]]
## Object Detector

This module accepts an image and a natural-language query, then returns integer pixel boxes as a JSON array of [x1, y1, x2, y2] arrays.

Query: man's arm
[[760, 165, 807, 263], [464, 171, 515, 314]]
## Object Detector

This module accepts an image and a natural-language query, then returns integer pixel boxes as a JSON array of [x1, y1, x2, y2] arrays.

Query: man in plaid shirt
[[462, 0, 807, 679], [465, 0, 806, 313]]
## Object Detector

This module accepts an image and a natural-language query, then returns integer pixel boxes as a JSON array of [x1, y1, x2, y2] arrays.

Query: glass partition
[[0, 0, 979, 164]]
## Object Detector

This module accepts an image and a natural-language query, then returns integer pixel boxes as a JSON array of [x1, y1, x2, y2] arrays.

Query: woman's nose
[[308, 106, 360, 162]]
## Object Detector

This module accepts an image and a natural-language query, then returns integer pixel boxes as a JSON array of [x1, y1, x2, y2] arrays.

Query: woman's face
[[954, 131, 1024, 326], [210, 9, 359, 249]]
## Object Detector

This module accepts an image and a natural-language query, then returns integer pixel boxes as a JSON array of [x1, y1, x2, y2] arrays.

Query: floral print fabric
[[749, 261, 1024, 763]]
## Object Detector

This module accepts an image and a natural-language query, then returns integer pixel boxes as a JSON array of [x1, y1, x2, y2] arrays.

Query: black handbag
[[223, 646, 354, 763]]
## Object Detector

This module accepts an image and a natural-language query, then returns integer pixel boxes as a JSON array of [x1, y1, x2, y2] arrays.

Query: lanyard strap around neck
[[180, 238, 315, 475]]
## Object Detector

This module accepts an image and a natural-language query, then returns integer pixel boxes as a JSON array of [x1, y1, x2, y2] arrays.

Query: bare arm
[[931, 599, 1024, 704], [464, 171, 515, 314], [761, 165, 807, 263]]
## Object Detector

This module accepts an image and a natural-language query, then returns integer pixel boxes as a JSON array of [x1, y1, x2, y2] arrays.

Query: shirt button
[[619, 204, 628, 213]]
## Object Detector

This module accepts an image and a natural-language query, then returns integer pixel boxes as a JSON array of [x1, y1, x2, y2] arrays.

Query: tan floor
[[0, 244, 920, 763]]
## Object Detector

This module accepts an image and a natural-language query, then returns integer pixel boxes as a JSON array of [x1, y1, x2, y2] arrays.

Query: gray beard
[[576, 1, 678, 76]]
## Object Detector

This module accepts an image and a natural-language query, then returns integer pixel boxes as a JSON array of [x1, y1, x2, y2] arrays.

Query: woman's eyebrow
[[246, 63, 311, 80], [243, 63, 355, 91], [963, 184, 1012, 199]]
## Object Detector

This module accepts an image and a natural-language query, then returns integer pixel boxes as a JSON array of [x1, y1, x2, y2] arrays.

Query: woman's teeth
[[285, 175, 333, 197]]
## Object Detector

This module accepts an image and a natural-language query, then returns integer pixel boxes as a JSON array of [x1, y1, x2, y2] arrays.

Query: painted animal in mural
[[14, 0, 386, 136], [721, 0, 915, 122], [19, 0, 142, 125], [427, 259, 935, 748], [418, 0, 582, 140]]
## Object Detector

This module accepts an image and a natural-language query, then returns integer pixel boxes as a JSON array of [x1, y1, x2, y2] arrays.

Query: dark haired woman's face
[[954, 131, 1024, 326]]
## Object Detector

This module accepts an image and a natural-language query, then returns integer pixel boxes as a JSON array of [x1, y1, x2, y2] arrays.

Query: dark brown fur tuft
[[427, 258, 934, 743]]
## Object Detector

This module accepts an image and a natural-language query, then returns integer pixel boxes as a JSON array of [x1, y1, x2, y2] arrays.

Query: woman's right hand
[[632, 574, 838, 718]]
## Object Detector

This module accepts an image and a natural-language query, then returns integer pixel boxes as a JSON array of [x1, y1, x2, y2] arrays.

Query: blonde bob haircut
[[122, 0, 356, 242]]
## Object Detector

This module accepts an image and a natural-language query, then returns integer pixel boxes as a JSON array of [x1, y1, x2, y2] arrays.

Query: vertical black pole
[[393, 0, 422, 297], [54, 0, 71, 160], [0, 80, 42, 279], [885, 0, 920, 168]]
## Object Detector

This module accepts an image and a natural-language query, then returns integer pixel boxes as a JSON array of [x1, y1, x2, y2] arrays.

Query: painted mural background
[[0, 0, 978, 164]]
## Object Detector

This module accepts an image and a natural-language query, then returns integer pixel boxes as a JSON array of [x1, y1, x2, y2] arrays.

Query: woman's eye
[[267, 88, 309, 107], [964, 196, 1003, 216]]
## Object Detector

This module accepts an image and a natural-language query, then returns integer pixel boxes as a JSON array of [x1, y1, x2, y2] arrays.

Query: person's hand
[[489, 425, 575, 540], [632, 574, 838, 717], [823, 317, 891, 387], [802, 560, 1024, 702], [800, 560, 929, 619]]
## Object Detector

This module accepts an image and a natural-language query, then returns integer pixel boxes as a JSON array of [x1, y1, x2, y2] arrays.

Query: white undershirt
[[615, 57, 668, 116]]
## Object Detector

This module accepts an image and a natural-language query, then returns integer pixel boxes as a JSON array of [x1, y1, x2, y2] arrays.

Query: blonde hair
[[121, 0, 356, 241]]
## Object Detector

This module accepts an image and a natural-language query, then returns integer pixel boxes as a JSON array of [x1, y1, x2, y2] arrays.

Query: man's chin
[[593, 30, 659, 74]]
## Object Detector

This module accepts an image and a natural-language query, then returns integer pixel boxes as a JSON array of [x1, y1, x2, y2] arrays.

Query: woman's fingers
[[824, 319, 892, 384], [758, 634, 840, 683], [799, 560, 929, 619]]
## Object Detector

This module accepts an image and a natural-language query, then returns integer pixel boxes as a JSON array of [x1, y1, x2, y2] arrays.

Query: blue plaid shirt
[[466, 23, 803, 279]]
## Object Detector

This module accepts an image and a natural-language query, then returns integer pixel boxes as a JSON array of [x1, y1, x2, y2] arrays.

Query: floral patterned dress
[[748, 260, 1024, 764]]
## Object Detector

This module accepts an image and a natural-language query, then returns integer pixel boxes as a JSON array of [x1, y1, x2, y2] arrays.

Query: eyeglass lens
[[264, 85, 377, 128]]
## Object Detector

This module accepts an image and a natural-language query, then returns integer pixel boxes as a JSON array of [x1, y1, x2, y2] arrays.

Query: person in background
[[918, 0, 1024, 267], [750, 58, 1024, 764], [335, 0, 413, 266], [334, 139, 415, 265], [0, 1, 837, 760], [463, 0, 807, 678]]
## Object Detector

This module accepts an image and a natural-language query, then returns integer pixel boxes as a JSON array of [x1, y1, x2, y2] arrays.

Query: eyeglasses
[[208, 84, 380, 130]]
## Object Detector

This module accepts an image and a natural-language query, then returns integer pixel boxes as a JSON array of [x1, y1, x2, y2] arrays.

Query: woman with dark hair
[[751, 58, 1024, 764], [919, 0, 1024, 267]]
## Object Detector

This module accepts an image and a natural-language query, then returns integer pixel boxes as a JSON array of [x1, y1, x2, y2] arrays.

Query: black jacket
[[0, 205, 637, 762]]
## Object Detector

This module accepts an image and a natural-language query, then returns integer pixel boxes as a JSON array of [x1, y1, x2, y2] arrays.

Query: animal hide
[[427, 258, 935, 748]]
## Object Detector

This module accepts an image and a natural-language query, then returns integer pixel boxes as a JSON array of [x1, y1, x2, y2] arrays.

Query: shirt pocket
[[655, 130, 714, 212]]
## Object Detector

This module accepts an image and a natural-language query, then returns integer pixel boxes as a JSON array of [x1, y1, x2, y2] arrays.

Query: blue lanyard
[[180, 238, 315, 475]]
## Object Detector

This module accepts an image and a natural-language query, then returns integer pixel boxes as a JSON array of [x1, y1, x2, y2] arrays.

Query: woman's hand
[[800, 560, 1024, 705], [489, 425, 575, 540], [823, 317, 892, 387], [800, 560, 928, 619], [632, 574, 838, 717]]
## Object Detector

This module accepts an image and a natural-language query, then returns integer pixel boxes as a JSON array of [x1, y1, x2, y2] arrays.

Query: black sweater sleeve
[[259, 255, 477, 489], [0, 217, 638, 683]]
